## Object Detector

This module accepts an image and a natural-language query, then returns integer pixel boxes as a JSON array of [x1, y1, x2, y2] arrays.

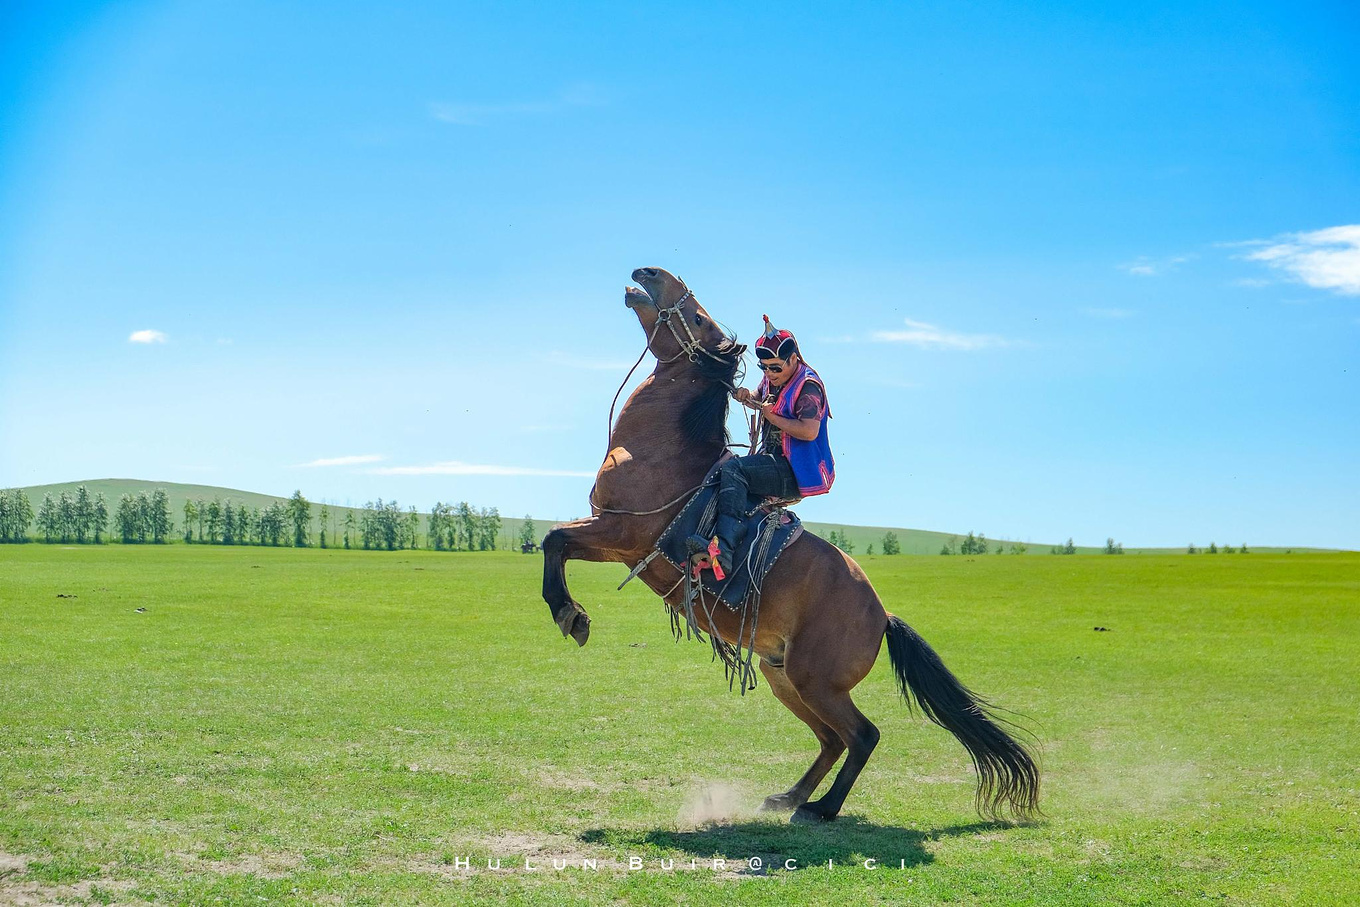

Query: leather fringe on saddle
[[666, 504, 786, 695]]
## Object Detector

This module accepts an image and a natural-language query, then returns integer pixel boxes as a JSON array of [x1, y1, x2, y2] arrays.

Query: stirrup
[[685, 533, 712, 562]]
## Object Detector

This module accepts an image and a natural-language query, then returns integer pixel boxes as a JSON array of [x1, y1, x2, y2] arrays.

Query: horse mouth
[[624, 285, 653, 309]]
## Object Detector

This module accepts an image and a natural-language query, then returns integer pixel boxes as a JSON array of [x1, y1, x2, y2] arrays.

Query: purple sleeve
[[793, 382, 824, 420]]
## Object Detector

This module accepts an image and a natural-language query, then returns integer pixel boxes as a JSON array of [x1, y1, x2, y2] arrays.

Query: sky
[[1, 0, 1356, 549]]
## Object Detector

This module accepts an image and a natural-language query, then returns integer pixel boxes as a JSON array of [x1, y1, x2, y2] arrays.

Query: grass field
[[1, 545, 1357, 905]]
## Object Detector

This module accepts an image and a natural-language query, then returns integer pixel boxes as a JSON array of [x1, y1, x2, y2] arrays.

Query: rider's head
[[756, 315, 800, 388]]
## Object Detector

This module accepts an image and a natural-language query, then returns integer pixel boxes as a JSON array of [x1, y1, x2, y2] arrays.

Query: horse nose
[[633, 267, 657, 280]]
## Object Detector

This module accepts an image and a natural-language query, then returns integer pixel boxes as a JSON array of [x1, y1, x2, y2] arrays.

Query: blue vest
[[758, 363, 835, 497]]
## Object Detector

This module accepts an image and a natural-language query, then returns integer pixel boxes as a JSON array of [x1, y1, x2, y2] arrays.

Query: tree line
[[0, 485, 519, 550], [824, 529, 902, 556], [937, 531, 1028, 555], [1187, 542, 1249, 554]]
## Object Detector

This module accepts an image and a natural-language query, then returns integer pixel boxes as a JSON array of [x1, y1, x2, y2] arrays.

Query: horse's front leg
[[540, 515, 630, 647]]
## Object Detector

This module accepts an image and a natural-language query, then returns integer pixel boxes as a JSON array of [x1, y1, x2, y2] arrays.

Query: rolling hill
[[6, 478, 1338, 555]]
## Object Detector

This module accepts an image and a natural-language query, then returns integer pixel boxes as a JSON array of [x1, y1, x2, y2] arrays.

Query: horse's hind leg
[[785, 667, 881, 822], [757, 658, 846, 812]]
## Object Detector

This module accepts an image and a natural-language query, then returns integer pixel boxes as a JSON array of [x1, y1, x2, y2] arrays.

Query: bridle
[[650, 285, 733, 366]]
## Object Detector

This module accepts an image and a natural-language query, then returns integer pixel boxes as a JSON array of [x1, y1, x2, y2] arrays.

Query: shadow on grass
[[581, 817, 1022, 868]]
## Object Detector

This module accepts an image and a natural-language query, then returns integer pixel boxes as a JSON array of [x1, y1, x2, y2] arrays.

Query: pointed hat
[[755, 314, 798, 359]]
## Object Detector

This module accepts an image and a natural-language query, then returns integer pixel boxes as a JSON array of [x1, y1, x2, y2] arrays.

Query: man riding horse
[[539, 267, 1040, 823], [691, 315, 835, 575]]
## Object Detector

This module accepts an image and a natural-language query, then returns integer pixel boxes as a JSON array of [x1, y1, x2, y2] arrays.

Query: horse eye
[[693, 314, 703, 326]]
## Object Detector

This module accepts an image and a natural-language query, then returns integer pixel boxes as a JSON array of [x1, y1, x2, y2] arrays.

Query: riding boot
[[712, 513, 745, 575]]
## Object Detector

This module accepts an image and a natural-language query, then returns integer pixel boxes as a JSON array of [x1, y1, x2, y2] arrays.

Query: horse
[[540, 267, 1040, 822]]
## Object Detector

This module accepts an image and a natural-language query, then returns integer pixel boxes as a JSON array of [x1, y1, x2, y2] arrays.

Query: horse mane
[[679, 339, 746, 448]]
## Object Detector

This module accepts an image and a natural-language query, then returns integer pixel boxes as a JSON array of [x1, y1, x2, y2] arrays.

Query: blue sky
[[1, 0, 1356, 549]]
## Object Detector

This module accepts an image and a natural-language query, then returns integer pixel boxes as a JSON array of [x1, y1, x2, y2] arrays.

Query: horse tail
[[884, 613, 1042, 820]]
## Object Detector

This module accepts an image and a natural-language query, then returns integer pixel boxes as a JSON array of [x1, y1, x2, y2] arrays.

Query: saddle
[[654, 457, 804, 609]]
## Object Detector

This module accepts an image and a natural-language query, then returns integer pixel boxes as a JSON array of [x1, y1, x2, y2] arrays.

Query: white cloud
[[1082, 307, 1136, 319], [128, 329, 167, 344], [870, 318, 1014, 350], [297, 454, 386, 468], [1244, 225, 1360, 296], [430, 83, 604, 126], [1118, 255, 1191, 277], [370, 461, 593, 478]]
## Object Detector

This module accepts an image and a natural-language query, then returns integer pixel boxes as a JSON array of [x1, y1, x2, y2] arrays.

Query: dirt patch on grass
[[175, 850, 302, 879], [0, 850, 140, 906]]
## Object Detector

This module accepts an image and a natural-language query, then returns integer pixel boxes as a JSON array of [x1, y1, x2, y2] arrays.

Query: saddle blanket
[[656, 459, 804, 609]]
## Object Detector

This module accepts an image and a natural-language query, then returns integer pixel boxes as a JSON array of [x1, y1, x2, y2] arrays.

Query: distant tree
[[1208, 541, 1218, 554], [222, 500, 236, 545], [479, 507, 501, 550], [204, 499, 222, 544], [881, 531, 900, 555], [407, 505, 420, 549], [1009, 542, 1028, 554], [1063, 537, 1077, 555], [429, 503, 447, 550], [318, 504, 330, 549], [114, 494, 138, 543], [149, 489, 172, 543], [1187, 543, 1197, 554], [344, 511, 354, 549], [941, 536, 957, 555], [1223, 544, 1235, 554], [977, 533, 988, 555], [866, 543, 875, 555], [183, 500, 197, 543], [36, 493, 58, 543], [0, 489, 35, 542], [236, 506, 249, 545], [1240, 542, 1249, 554], [261, 501, 287, 546], [1105, 537, 1118, 554], [91, 493, 107, 543], [518, 514, 535, 549], [383, 503, 400, 550], [195, 498, 207, 542], [359, 500, 379, 549], [73, 485, 93, 543], [456, 502, 476, 551], [288, 490, 311, 548], [56, 491, 75, 543]]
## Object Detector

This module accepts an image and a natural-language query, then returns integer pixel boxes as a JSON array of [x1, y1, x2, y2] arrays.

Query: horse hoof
[[791, 804, 833, 824], [759, 795, 797, 813], [569, 613, 591, 647]]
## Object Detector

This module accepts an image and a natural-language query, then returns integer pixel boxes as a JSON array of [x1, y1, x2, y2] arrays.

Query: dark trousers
[[717, 454, 800, 521]]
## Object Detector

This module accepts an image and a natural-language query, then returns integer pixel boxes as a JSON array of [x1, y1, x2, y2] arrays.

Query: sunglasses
[[757, 362, 785, 373]]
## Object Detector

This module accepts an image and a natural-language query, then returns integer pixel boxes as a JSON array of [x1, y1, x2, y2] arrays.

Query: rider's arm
[[762, 410, 821, 441], [759, 381, 824, 441]]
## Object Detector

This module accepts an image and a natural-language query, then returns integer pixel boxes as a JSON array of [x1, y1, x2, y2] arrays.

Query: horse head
[[626, 267, 747, 448], [626, 267, 745, 366]]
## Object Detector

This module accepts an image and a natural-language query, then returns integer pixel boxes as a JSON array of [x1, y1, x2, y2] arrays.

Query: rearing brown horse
[[541, 267, 1040, 822]]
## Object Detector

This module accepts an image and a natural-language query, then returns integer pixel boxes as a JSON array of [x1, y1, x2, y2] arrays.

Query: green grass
[[1, 545, 1357, 905]]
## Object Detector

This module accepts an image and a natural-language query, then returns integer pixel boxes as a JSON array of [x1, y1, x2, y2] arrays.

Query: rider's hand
[[734, 387, 754, 405]]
